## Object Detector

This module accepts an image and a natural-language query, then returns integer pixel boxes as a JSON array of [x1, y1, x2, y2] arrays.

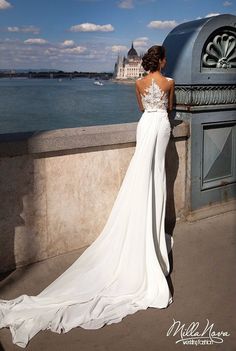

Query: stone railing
[[0, 120, 189, 273]]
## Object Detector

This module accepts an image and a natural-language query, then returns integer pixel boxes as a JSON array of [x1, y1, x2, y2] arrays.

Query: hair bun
[[142, 45, 165, 72]]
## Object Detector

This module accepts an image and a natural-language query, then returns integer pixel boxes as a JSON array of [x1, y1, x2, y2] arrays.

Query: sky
[[0, 0, 235, 72]]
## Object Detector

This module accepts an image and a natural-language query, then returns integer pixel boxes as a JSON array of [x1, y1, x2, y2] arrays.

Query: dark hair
[[141, 45, 166, 72]]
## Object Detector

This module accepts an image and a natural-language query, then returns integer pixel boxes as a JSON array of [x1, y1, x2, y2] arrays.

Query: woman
[[0, 45, 175, 348]]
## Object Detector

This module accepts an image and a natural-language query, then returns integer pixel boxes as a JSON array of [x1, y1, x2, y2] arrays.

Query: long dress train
[[0, 78, 174, 348]]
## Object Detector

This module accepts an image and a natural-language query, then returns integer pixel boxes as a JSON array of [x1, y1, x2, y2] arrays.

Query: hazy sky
[[0, 0, 235, 71]]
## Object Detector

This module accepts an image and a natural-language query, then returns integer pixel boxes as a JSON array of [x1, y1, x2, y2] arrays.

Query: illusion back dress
[[0, 78, 174, 348]]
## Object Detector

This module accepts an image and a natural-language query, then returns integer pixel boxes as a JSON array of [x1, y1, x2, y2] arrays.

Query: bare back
[[135, 73, 175, 113]]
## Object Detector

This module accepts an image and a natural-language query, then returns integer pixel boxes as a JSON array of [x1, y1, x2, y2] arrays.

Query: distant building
[[113, 43, 145, 80]]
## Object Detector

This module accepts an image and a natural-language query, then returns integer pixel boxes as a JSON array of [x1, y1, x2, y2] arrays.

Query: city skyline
[[0, 0, 235, 72]]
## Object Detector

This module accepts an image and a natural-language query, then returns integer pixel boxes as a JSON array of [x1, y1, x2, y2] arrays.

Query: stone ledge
[[186, 199, 236, 222], [0, 120, 189, 157], [176, 103, 236, 112]]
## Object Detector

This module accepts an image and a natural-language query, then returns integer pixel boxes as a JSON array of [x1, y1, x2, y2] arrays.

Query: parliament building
[[113, 43, 145, 80]]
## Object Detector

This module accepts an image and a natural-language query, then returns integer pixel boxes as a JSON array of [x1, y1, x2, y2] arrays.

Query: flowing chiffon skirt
[[0, 109, 174, 348]]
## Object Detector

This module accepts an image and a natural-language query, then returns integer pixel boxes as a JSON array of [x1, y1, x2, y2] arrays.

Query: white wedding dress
[[0, 78, 174, 348]]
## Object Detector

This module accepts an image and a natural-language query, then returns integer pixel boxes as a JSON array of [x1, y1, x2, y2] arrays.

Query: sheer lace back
[[140, 78, 169, 112]]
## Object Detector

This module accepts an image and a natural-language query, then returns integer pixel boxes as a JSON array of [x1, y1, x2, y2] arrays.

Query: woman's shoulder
[[164, 76, 175, 88], [165, 76, 174, 81], [136, 77, 144, 83], [135, 77, 144, 88], [165, 76, 175, 82]]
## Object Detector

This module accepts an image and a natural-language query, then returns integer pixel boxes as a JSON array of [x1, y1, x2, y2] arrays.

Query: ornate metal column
[[163, 14, 236, 211]]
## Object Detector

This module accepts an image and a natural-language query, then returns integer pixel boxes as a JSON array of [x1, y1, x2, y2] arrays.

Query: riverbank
[[111, 78, 136, 85]]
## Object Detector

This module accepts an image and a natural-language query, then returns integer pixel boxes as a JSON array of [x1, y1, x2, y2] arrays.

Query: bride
[[0, 45, 175, 348]]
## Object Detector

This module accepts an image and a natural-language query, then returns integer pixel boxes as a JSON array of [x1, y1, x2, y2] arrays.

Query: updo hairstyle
[[141, 45, 166, 72]]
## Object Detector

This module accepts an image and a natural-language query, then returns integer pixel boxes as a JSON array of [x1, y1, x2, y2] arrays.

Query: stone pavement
[[0, 210, 235, 351]]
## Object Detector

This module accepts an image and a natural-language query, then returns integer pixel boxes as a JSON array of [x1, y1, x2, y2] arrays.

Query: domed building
[[113, 43, 145, 80]]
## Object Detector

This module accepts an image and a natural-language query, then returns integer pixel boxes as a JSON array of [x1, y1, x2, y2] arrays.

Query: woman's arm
[[168, 79, 175, 112], [135, 81, 145, 113]]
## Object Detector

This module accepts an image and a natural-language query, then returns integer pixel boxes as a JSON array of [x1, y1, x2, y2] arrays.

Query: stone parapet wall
[[0, 121, 189, 273]]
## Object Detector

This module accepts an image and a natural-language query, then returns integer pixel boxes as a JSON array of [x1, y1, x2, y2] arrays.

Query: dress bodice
[[140, 78, 170, 112]]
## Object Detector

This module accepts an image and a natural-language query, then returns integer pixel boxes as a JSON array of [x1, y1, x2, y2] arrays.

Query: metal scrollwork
[[175, 85, 236, 106], [202, 29, 236, 69]]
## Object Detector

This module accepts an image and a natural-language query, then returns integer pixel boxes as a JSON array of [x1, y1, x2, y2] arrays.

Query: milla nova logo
[[166, 319, 230, 346]]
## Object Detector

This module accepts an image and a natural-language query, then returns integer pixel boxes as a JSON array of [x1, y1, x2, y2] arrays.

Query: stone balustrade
[[0, 120, 189, 273]]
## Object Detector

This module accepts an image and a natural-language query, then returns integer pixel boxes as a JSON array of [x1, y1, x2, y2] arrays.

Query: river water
[[0, 77, 141, 136]]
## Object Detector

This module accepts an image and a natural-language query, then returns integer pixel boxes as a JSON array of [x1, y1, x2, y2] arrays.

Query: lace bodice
[[140, 78, 169, 112]]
